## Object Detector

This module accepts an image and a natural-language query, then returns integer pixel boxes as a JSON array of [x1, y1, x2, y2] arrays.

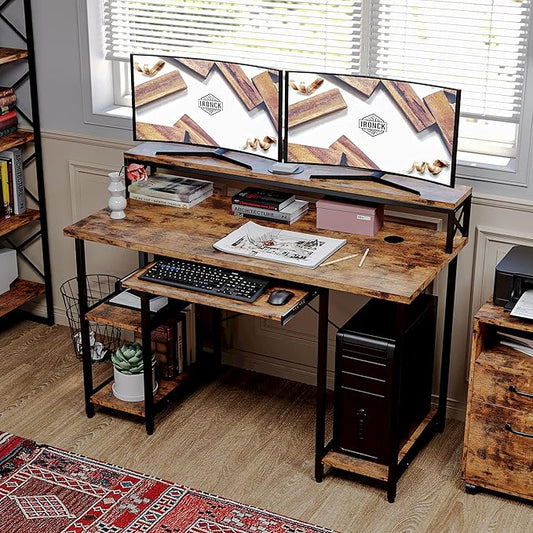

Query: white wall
[[26, 0, 533, 420]]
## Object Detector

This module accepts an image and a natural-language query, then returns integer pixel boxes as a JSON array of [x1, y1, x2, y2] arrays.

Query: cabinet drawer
[[472, 346, 533, 410], [464, 401, 533, 500]]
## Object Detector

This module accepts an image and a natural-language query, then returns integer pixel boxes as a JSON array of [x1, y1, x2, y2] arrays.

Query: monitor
[[284, 71, 461, 188], [131, 54, 282, 167]]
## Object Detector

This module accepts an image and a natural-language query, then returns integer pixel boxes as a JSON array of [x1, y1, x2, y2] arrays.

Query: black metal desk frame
[[71, 147, 470, 502]]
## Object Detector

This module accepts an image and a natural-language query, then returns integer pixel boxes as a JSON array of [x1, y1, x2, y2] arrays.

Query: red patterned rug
[[0, 431, 334, 533]]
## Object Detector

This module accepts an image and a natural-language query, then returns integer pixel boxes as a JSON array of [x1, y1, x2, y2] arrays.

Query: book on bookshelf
[[0, 106, 17, 136], [0, 87, 15, 98], [0, 159, 13, 218], [0, 126, 17, 138], [0, 148, 25, 214], [0, 175, 4, 217], [130, 188, 213, 208], [232, 186, 295, 211], [232, 199, 309, 224], [0, 94, 16, 108], [128, 173, 213, 203], [0, 102, 15, 114], [0, 109, 17, 126]]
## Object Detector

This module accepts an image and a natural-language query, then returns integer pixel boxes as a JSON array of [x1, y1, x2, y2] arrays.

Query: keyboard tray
[[123, 263, 317, 325]]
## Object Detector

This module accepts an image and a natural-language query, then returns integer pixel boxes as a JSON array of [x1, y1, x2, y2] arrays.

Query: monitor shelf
[[126, 142, 471, 211], [125, 142, 471, 254]]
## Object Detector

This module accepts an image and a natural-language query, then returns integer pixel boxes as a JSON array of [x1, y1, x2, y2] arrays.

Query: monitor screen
[[131, 54, 282, 162], [284, 72, 460, 187]]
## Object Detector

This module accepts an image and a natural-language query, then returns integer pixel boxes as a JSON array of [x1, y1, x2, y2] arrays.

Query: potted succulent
[[111, 342, 158, 402]]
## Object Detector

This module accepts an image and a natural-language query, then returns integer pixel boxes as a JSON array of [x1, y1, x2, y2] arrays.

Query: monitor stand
[[309, 170, 422, 196], [155, 147, 253, 170]]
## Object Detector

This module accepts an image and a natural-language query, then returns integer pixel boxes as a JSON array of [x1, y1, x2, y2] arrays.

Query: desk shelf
[[86, 300, 175, 333], [125, 142, 472, 254], [90, 372, 190, 418], [64, 196, 467, 305], [322, 406, 438, 483], [83, 294, 192, 425], [123, 264, 317, 326]]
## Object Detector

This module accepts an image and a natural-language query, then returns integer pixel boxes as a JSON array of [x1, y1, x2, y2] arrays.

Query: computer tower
[[334, 294, 437, 465]]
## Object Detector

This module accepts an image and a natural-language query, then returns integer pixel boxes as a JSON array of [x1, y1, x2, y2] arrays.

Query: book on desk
[[128, 173, 213, 208], [213, 220, 346, 269]]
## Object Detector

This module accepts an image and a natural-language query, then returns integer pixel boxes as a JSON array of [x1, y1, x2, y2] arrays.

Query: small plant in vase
[[111, 342, 158, 402]]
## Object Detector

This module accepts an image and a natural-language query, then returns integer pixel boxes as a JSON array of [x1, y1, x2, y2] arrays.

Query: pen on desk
[[358, 248, 370, 267], [321, 253, 359, 267]]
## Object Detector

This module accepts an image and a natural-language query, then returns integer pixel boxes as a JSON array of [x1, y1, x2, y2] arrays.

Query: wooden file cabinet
[[462, 302, 533, 501]]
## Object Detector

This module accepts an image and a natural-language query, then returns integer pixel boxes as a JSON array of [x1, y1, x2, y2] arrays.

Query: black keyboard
[[139, 258, 269, 303]]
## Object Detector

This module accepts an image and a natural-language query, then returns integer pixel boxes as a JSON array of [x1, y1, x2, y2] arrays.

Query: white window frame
[[78, 0, 533, 190]]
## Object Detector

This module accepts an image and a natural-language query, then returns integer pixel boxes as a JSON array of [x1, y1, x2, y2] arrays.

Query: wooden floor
[[0, 320, 531, 532]]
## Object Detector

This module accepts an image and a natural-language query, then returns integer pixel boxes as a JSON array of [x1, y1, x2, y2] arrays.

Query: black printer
[[493, 245, 533, 309]]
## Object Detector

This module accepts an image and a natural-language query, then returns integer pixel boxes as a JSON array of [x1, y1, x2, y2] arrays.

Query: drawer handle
[[505, 423, 533, 439], [508, 385, 533, 399]]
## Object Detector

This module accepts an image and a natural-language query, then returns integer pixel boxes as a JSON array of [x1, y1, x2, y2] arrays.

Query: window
[[103, 0, 363, 72], [368, 1, 531, 164], [94, 0, 532, 176]]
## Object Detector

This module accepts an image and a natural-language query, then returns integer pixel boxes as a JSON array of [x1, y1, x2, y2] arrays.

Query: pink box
[[316, 199, 384, 236]]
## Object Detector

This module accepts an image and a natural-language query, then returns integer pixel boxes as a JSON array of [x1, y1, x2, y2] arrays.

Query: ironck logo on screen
[[359, 114, 387, 137], [198, 94, 223, 115]]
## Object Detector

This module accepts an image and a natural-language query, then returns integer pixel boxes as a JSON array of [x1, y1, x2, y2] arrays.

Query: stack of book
[[231, 186, 309, 224], [0, 87, 17, 138], [129, 173, 213, 208], [0, 147, 25, 218]]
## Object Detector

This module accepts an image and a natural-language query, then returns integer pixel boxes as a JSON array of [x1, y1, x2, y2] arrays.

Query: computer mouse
[[268, 289, 294, 306]]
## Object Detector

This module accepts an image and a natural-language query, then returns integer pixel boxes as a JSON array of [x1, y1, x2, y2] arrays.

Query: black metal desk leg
[[315, 288, 329, 482], [386, 304, 406, 503], [436, 257, 458, 432], [213, 308, 222, 368], [141, 292, 155, 435], [75, 238, 94, 418], [138, 251, 149, 268]]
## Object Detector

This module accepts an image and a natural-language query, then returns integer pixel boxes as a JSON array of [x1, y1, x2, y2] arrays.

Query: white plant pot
[[112, 363, 158, 402]]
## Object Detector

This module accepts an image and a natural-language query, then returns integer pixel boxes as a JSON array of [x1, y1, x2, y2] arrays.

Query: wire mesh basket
[[60, 274, 122, 362]]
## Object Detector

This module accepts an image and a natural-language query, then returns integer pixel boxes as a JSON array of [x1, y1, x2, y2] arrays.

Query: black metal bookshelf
[[0, 0, 53, 324]]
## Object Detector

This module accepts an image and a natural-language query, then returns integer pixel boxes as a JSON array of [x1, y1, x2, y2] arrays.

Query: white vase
[[112, 363, 158, 402], [108, 171, 127, 219]]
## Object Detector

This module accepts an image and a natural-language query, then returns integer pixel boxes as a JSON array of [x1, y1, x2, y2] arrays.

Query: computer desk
[[63, 147, 471, 501]]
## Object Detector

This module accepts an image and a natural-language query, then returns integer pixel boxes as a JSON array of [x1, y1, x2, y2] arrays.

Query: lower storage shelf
[[322, 406, 437, 482], [0, 278, 46, 318], [90, 371, 190, 418]]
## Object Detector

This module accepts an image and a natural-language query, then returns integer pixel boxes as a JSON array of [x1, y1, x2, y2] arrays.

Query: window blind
[[369, 0, 532, 122], [103, 0, 363, 73]]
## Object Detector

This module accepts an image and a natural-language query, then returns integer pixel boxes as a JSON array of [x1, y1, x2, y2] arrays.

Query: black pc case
[[334, 294, 437, 464]]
